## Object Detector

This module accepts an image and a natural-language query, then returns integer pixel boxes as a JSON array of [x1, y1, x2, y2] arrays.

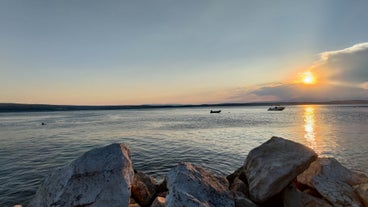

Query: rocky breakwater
[[23, 136, 368, 207]]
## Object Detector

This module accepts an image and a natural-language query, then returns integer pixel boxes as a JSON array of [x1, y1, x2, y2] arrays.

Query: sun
[[302, 71, 316, 84]]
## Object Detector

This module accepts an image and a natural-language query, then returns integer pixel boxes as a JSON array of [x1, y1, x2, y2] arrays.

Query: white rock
[[245, 136, 317, 203], [165, 162, 234, 207], [28, 143, 134, 207]]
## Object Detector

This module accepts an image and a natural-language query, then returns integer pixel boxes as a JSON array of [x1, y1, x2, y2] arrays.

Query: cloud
[[314, 42, 368, 85], [227, 43, 368, 102], [320, 42, 368, 61], [251, 83, 368, 102]]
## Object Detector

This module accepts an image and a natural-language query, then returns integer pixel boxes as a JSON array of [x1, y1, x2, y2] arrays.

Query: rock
[[302, 188, 323, 198], [235, 197, 258, 207], [156, 180, 168, 195], [230, 178, 256, 207], [351, 171, 368, 185], [298, 158, 367, 187], [297, 158, 363, 207], [129, 198, 141, 207], [132, 171, 157, 206], [230, 177, 249, 197], [354, 183, 368, 207], [165, 162, 234, 207], [157, 191, 168, 198], [282, 184, 332, 207], [244, 136, 317, 203], [28, 143, 134, 207], [233, 191, 258, 207], [227, 166, 247, 185], [151, 196, 166, 207]]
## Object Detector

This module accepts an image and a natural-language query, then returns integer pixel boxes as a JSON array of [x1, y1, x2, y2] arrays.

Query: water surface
[[0, 105, 367, 206]]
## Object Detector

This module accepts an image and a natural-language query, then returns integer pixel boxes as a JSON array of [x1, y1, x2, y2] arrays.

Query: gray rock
[[132, 171, 157, 206], [234, 196, 258, 207], [244, 136, 317, 203], [298, 158, 367, 187], [165, 162, 234, 207], [297, 158, 363, 207], [282, 184, 332, 207], [28, 143, 134, 207]]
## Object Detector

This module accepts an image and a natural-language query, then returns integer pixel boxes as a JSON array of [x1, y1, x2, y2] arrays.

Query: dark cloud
[[316, 42, 368, 84], [250, 83, 368, 102]]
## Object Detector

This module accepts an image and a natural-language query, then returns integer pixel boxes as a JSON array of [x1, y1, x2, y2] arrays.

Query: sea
[[0, 105, 367, 206]]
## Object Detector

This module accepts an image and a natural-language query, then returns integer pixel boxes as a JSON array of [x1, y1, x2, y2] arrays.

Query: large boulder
[[297, 158, 364, 207], [28, 143, 134, 207], [165, 162, 234, 207], [297, 158, 368, 187], [244, 136, 317, 203]]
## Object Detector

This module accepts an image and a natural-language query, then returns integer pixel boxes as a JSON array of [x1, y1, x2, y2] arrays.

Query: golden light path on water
[[304, 106, 318, 153]]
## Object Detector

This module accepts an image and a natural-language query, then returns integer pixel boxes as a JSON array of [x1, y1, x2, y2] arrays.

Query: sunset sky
[[1, 0, 368, 105]]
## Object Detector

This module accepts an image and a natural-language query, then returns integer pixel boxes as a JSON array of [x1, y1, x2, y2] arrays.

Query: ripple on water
[[0, 105, 367, 206]]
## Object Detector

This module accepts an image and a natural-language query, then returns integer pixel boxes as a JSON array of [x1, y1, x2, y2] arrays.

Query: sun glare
[[302, 71, 316, 84]]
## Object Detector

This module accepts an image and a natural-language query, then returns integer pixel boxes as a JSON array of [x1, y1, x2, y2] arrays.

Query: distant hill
[[0, 100, 367, 113]]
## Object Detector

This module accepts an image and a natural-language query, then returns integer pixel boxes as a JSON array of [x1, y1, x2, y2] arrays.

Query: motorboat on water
[[210, 110, 221, 113], [268, 106, 285, 111]]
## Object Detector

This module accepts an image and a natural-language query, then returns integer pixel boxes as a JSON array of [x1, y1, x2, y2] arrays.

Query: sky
[[1, 0, 368, 105]]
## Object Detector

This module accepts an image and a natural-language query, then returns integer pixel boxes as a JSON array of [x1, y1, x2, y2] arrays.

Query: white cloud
[[320, 42, 368, 61]]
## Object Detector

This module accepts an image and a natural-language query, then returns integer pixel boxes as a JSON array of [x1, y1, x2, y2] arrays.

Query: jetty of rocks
[[22, 136, 367, 207]]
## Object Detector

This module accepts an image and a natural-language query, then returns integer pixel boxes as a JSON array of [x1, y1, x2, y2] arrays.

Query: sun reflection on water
[[304, 106, 318, 153]]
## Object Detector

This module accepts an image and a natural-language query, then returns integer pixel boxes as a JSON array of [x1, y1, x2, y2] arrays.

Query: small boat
[[210, 110, 221, 113], [268, 106, 285, 111]]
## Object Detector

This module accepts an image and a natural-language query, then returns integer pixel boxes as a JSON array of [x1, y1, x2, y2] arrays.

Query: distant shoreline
[[1, 100, 367, 113]]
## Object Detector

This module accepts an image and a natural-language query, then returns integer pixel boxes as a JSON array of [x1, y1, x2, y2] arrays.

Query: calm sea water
[[0, 105, 367, 206]]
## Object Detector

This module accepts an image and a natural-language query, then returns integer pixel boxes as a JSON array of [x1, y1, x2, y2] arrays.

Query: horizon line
[[2, 99, 368, 106], [1, 99, 368, 108]]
